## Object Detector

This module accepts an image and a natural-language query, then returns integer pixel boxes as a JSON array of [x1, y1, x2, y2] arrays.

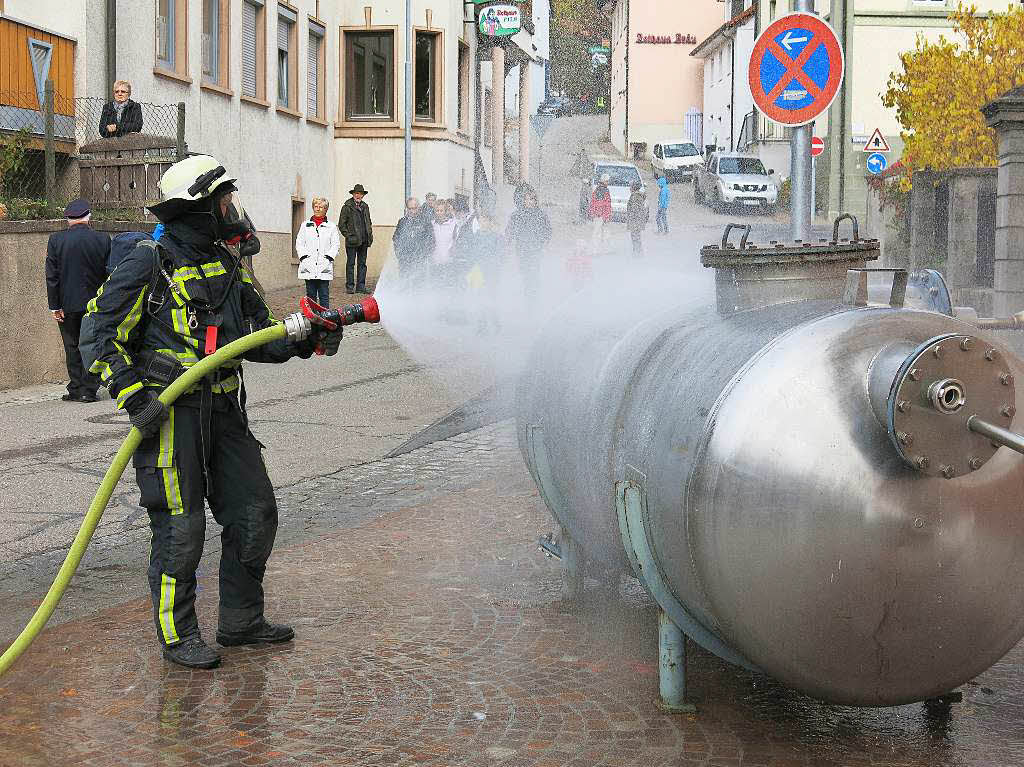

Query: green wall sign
[[479, 4, 521, 38]]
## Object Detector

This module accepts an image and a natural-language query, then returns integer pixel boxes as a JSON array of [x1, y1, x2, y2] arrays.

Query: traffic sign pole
[[790, 0, 812, 241]]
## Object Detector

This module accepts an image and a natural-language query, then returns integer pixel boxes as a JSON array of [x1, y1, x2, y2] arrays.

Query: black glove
[[318, 325, 344, 356], [124, 389, 169, 438]]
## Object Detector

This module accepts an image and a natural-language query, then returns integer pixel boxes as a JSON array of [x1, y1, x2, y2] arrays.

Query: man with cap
[[45, 198, 110, 402], [81, 155, 344, 670], [337, 183, 373, 294]]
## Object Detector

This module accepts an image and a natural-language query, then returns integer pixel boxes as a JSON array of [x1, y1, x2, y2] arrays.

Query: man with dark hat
[[337, 183, 373, 294], [80, 155, 344, 670], [45, 198, 110, 402]]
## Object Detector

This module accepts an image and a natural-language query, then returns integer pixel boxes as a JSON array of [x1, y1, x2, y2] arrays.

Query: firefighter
[[81, 155, 342, 669]]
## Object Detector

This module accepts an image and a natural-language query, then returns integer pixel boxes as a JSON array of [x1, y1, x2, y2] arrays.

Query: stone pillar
[[518, 63, 531, 183], [491, 45, 506, 191], [983, 86, 1024, 317], [909, 171, 937, 269], [945, 173, 981, 304]]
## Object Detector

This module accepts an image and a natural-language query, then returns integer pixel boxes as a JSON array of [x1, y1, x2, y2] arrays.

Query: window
[[157, 0, 174, 69], [457, 41, 470, 132], [202, 0, 229, 88], [345, 30, 395, 120], [277, 6, 297, 108], [242, 0, 266, 101], [414, 30, 441, 123], [483, 88, 493, 147], [156, 0, 187, 76], [719, 156, 767, 175], [308, 20, 326, 118]]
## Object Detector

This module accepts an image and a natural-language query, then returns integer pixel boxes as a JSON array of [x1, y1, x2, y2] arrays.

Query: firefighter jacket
[[80, 220, 302, 410]]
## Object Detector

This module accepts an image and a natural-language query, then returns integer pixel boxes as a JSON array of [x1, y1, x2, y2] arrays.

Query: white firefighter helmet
[[148, 155, 237, 222]]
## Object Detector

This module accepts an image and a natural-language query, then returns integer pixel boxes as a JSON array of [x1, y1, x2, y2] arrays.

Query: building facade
[[602, 0, 722, 160], [691, 2, 757, 157], [0, 0, 492, 290]]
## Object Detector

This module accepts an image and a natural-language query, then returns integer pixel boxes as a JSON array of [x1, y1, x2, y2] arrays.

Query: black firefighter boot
[[163, 636, 221, 669], [216, 618, 295, 647]]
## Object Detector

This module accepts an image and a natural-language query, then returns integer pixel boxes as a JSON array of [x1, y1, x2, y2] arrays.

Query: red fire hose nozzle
[[298, 295, 381, 354]]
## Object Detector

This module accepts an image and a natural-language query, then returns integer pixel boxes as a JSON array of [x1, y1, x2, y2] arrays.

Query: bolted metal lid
[[700, 215, 880, 314]]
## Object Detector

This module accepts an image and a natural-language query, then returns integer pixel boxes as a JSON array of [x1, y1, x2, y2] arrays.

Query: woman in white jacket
[[295, 197, 341, 307]]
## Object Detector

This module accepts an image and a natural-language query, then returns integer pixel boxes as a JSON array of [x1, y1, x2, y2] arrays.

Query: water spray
[[0, 297, 380, 678]]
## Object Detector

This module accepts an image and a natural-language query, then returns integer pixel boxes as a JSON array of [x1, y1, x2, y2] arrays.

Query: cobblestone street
[[2, 423, 1024, 767]]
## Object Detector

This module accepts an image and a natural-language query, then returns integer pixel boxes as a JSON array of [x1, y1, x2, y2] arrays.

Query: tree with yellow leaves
[[883, 3, 1024, 174]]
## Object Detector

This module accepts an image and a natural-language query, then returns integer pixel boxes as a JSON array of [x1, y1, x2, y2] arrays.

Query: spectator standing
[[506, 186, 552, 300], [338, 183, 373, 294], [625, 181, 650, 256], [588, 173, 612, 249], [296, 197, 340, 307], [45, 198, 110, 402], [99, 80, 143, 138], [430, 199, 458, 287], [656, 176, 671, 234], [463, 213, 506, 334], [392, 197, 426, 286]]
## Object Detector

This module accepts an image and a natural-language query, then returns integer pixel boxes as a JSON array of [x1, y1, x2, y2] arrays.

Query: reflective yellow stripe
[[90, 359, 113, 379], [116, 381, 143, 408], [159, 574, 180, 644], [116, 289, 147, 344], [159, 407, 174, 467], [162, 468, 183, 514], [199, 262, 227, 277]]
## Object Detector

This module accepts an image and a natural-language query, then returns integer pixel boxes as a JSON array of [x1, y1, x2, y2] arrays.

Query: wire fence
[[0, 86, 184, 221]]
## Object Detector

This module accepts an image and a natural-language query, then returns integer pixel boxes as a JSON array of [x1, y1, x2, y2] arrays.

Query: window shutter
[[278, 18, 290, 52], [242, 2, 258, 97], [307, 31, 321, 116]]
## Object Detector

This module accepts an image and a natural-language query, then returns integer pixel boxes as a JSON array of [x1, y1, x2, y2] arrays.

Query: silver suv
[[694, 152, 778, 213]]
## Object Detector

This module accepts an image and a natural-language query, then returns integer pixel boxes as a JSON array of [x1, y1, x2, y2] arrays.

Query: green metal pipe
[[0, 323, 288, 677]]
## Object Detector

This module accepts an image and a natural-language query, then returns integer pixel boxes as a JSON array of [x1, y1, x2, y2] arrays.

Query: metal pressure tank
[[517, 220, 1024, 707]]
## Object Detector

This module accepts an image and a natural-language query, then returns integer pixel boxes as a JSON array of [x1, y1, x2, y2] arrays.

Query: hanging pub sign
[[479, 4, 521, 38]]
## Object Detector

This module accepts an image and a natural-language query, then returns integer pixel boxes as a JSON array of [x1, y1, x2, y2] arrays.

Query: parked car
[[578, 159, 644, 221], [537, 96, 566, 116], [694, 152, 778, 213], [652, 140, 704, 182]]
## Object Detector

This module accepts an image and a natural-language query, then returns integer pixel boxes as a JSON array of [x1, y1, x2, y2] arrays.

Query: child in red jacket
[[588, 173, 612, 250]]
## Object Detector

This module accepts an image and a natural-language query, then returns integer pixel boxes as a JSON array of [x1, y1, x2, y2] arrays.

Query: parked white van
[[651, 140, 704, 182]]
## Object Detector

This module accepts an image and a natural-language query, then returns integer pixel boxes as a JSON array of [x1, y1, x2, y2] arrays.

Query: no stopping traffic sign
[[749, 13, 844, 127]]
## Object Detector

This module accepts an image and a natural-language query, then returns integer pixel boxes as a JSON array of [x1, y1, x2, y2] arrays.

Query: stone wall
[[908, 168, 997, 315]]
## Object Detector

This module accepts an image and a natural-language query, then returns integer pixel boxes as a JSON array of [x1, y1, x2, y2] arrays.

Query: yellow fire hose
[[0, 323, 288, 677]]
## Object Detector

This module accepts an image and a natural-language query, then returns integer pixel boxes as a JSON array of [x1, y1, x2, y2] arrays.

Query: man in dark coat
[[99, 80, 144, 138], [505, 185, 551, 301], [337, 183, 373, 294], [45, 198, 111, 402]]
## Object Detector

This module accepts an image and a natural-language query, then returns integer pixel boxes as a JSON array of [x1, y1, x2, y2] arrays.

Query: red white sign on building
[[811, 136, 825, 157]]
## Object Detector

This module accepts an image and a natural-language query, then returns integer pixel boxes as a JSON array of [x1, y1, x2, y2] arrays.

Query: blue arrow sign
[[864, 151, 888, 173], [867, 152, 888, 175]]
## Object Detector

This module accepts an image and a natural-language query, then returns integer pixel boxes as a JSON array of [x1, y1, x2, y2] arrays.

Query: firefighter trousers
[[134, 392, 278, 648]]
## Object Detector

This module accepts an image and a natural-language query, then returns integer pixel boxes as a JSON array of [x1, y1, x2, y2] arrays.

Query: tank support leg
[[561, 525, 584, 601], [656, 609, 696, 713]]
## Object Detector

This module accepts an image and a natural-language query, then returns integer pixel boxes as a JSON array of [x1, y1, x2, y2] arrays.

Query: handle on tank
[[832, 213, 859, 243], [967, 416, 1024, 456], [721, 223, 752, 250]]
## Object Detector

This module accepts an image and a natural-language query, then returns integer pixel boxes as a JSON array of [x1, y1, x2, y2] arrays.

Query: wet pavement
[[3, 424, 1024, 767]]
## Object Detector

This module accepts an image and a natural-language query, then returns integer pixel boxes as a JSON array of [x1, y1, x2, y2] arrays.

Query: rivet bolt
[[986, 349, 997, 361], [897, 400, 911, 413], [898, 431, 913, 447], [908, 369, 921, 382], [933, 346, 943, 359], [941, 465, 955, 479], [1000, 372, 1014, 386], [1003, 405, 1016, 418], [960, 338, 973, 352], [969, 457, 983, 470], [915, 456, 930, 470]]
